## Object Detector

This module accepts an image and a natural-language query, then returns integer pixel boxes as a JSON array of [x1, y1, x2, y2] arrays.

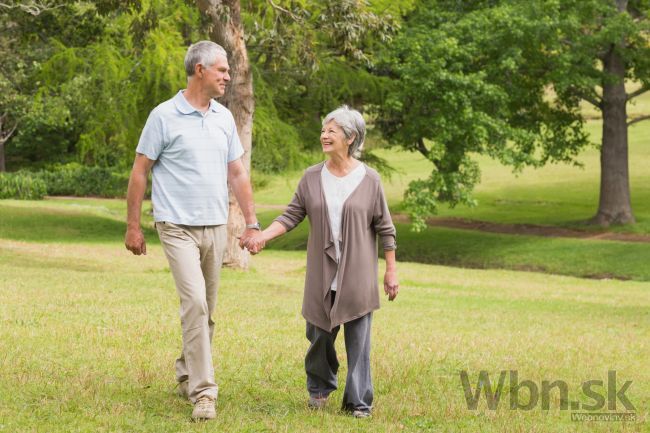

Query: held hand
[[239, 228, 265, 254], [125, 227, 147, 255], [238, 228, 257, 250], [245, 232, 266, 255], [384, 269, 399, 301]]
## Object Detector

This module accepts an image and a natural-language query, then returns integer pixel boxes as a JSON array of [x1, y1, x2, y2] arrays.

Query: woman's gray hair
[[322, 105, 366, 157], [184, 41, 227, 77]]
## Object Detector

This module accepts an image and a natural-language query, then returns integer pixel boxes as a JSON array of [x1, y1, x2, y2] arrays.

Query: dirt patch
[[392, 214, 650, 243]]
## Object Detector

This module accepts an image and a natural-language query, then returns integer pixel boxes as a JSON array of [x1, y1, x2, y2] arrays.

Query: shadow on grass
[[0, 203, 158, 244]]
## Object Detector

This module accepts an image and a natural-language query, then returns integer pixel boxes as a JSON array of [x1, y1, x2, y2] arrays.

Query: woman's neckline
[[324, 159, 363, 179]]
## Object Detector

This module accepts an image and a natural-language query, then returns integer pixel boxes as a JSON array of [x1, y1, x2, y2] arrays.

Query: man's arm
[[125, 153, 155, 255], [227, 158, 259, 247]]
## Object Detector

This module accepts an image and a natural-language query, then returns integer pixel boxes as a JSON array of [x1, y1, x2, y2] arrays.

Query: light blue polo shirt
[[136, 90, 244, 225]]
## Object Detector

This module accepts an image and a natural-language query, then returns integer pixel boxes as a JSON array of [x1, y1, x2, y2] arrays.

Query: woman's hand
[[243, 231, 266, 254], [384, 269, 399, 301]]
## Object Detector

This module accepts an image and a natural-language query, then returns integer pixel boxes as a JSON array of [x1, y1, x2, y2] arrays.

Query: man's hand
[[239, 228, 265, 254], [384, 269, 399, 301], [125, 227, 147, 255], [125, 154, 154, 256]]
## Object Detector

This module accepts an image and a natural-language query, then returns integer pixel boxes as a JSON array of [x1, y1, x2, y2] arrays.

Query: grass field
[[1, 94, 649, 431], [0, 210, 648, 432]]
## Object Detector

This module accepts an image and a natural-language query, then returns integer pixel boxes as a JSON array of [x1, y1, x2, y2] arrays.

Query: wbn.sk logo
[[459, 370, 636, 422]]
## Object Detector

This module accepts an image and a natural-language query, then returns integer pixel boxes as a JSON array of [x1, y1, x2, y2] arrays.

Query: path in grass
[[394, 215, 650, 243], [257, 204, 650, 243]]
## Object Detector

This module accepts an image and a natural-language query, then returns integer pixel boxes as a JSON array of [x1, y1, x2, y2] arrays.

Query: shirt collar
[[173, 90, 222, 115]]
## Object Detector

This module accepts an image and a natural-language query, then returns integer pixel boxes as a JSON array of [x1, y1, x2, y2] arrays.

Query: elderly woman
[[244, 105, 399, 418]]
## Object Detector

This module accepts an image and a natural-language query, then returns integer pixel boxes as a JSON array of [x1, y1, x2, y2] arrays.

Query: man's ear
[[195, 63, 204, 78]]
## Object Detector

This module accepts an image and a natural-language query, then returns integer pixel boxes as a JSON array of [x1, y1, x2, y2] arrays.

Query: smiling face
[[320, 120, 354, 157], [199, 54, 230, 98]]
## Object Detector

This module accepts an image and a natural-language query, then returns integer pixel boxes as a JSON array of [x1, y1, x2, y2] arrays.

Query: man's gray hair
[[184, 41, 227, 77], [322, 105, 366, 157]]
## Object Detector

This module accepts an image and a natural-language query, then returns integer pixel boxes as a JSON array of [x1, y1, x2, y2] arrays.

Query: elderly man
[[124, 41, 260, 420]]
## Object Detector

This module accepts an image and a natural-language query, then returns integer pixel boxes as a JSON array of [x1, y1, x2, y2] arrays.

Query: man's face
[[200, 55, 230, 98]]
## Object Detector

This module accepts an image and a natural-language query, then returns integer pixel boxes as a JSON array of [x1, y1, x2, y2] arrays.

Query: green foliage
[[251, 68, 308, 173], [0, 172, 47, 199], [376, 0, 650, 229], [26, 163, 130, 198], [2, 0, 400, 177], [245, 0, 397, 158], [2, 0, 196, 170]]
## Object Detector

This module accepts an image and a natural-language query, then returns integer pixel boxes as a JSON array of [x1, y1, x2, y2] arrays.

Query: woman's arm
[[244, 221, 287, 253], [241, 175, 307, 254], [383, 249, 399, 301]]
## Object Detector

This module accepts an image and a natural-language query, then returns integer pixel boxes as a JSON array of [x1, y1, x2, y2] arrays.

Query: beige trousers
[[156, 222, 227, 403]]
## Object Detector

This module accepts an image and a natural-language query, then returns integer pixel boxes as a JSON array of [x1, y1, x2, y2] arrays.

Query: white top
[[136, 90, 244, 225], [321, 162, 366, 291]]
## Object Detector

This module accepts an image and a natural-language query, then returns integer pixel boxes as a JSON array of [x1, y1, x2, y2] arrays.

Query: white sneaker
[[192, 395, 216, 420]]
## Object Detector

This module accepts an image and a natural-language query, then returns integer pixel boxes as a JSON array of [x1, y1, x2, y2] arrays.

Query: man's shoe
[[177, 380, 189, 399], [308, 396, 328, 410], [352, 410, 371, 419], [192, 395, 216, 420]]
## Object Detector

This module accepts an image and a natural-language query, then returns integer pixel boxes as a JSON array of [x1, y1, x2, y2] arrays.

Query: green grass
[[0, 205, 648, 431], [255, 211, 650, 282]]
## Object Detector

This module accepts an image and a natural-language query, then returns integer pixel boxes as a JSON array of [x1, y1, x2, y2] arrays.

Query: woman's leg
[[305, 321, 340, 398], [341, 313, 373, 413]]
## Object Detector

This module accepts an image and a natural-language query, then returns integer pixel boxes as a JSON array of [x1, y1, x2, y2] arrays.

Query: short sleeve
[[227, 117, 245, 163], [135, 109, 166, 160]]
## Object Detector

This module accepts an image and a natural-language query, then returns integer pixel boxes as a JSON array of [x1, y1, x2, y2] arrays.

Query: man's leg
[[200, 225, 227, 346], [305, 322, 340, 400], [341, 313, 373, 413], [157, 222, 217, 403], [173, 225, 226, 397]]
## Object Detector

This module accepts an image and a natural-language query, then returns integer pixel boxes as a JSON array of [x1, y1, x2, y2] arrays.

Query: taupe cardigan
[[275, 162, 397, 331]]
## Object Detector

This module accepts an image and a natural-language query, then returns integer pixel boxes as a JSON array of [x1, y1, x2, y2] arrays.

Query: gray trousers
[[305, 307, 373, 412]]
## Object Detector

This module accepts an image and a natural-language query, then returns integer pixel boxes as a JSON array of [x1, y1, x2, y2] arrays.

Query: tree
[[198, 0, 254, 269], [377, 0, 650, 229]]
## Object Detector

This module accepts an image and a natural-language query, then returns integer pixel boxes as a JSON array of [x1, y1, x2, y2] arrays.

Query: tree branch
[[579, 92, 603, 109], [627, 85, 649, 101], [416, 138, 430, 159], [0, 0, 63, 16], [627, 114, 650, 127], [0, 113, 18, 145], [266, 0, 300, 21]]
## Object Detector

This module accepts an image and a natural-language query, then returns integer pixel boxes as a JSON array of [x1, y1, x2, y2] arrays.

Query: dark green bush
[[14, 163, 132, 198], [0, 172, 47, 199], [32, 163, 129, 197]]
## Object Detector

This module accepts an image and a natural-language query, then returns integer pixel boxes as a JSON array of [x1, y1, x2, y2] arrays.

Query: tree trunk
[[592, 43, 635, 226], [0, 114, 7, 172], [0, 141, 5, 172], [197, 0, 255, 268]]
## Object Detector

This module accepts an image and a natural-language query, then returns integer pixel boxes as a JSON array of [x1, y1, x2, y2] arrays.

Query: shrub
[[31, 163, 129, 197], [0, 172, 47, 200]]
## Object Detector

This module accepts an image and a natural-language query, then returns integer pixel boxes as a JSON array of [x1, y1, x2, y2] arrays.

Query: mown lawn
[[0, 203, 648, 432]]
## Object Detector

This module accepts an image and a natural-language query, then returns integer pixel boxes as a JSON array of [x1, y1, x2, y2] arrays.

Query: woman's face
[[320, 120, 354, 157]]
